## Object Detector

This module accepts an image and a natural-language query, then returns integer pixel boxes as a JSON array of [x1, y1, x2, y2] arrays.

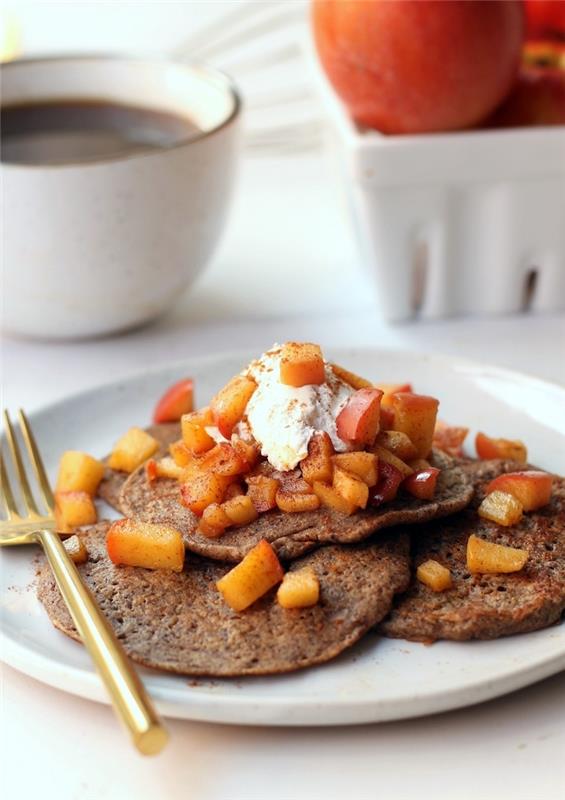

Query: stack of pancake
[[38, 424, 565, 676]]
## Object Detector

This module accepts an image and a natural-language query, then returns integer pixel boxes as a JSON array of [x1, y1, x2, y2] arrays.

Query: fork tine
[[3, 410, 40, 516], [0, 452, 20, 519], [17, 409, 55, 513]]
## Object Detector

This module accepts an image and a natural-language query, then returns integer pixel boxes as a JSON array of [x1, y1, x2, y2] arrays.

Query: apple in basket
[[486, 40, 565, 127], [524, 0, 565, 40], [311, 0, 524, 134]]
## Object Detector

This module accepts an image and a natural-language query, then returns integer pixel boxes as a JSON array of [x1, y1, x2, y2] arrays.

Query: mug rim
[[0, 53, 242, 169]]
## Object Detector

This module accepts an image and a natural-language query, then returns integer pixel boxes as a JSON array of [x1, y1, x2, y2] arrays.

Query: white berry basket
[[313, 56, 565, 321]]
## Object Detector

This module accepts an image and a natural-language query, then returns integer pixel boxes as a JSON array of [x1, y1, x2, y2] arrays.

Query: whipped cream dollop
[[244, 346, 353, 471]]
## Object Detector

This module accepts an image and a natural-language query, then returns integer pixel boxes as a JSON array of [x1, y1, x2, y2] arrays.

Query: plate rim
[[2, 346, 564, 725]]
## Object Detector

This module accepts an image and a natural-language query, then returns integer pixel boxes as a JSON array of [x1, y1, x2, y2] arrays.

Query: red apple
[[403, 467, 440, 500], [370, 462, 403, 507], [525, 1, 565, 40], [311, 0, 524, 134], [485, 470, 553, 511], [336, 387, 383, 446], [391, 393, 439, 459], [153, 378, 194, 424], [486, 40, 565, 127]]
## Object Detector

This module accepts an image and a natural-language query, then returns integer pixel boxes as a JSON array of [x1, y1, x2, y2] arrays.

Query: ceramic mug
[[1, 55, 241, 339]]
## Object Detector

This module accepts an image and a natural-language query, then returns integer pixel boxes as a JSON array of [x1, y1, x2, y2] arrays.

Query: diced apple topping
[[416, 560, 452, 592], [433, 421, 469, 458], [180, 472, 228, 516], [372, 445, 413, 478], [485, 471, 553, 512], [225, 481, 246, 500], [107, 427, 159, 473], [466, 534, 528, 574], [379, 406, 395, 431], [145, 459, 158, 483], [330, 363, 373, 390], [155, 456, 184, 480], [146, 456, 184, 483], [211, 375, 257, 438], [170, 439, 195, 467], [280, 342, 325, 387], [370, 462, 404, 507], [376, 383, 413, 408], [403, 467, 440, 500], [390, 393, 439, 459], [201, 442, 248, 476], [153, 378, 194, 424], [478, 490, 523, 526], [336, 387, 383, 447], [333, 466, 369, 509], [106, 519, 185, 572], [246, 475, 280, 512], [216, 539, 284, 611], [56, 451, 105, 494], [223, 495, 258, 526], [313, 481, 357, 515], [300, 432, 334, 484], [475, 432, 527, 463], [231, 436, 260, 470], [276, 490, 320, 513], [181, 414, 215, 455], [55, 491, 97, 533], [63, 534, 88, 565], [331, 451, 378, 487], [375, 430, 418, 462], [179, 458, 208, 484], [198, 503, 232, 538], [277, 567, 320, 608]]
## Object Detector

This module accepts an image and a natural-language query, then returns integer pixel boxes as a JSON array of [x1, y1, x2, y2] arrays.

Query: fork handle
[[38, 529, 168, 755]]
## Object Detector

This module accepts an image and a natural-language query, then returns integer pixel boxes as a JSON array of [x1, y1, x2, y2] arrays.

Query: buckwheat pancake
[[37, 523, 410, 676], [98, 423, 181, 511], [118, 450, 473, 562], [380, 462, 565, 641]]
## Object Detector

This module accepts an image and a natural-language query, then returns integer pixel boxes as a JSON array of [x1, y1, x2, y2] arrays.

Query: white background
[[1, 2, 565, 798]]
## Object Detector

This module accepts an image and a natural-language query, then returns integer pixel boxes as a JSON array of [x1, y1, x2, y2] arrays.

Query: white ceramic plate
[[1, 349, 564, 726]]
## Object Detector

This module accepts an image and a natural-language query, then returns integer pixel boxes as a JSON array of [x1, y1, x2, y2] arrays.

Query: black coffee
[[1, 99, 201, 164]]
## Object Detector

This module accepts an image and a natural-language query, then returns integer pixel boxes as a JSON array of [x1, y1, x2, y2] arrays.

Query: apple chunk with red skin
[[391, 393, 439, 460], [153, 378, 194, 424], [403, 467, 440, 501], [336, 388, 383, 448], [370, 462, 403, 507], [485, 471, 553, 512], [210, 375, 256, 439], [475, 432, 527, 463]]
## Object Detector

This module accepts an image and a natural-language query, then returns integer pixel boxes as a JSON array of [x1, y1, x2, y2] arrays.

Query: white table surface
[[2, 3, 565, 799]]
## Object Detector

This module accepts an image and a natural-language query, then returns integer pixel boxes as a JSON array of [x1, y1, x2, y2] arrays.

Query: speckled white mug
[[1, 55, 241, 339]]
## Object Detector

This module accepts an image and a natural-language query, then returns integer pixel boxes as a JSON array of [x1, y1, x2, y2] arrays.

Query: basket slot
[[522, 269, 538, 311], [531, 255, 565, 312]]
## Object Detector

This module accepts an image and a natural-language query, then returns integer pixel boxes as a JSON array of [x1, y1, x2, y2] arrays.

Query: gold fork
[[0, 409, 168, 755]]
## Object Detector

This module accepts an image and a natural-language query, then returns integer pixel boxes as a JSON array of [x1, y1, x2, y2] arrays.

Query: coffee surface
[[1, 99, 200, 164]]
